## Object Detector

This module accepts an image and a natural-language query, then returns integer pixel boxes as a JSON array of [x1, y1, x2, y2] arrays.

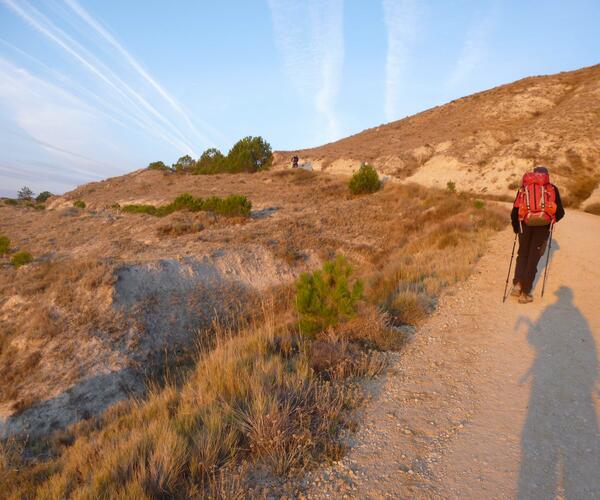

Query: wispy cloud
[[268, 0, 344, 141], [62, 0, 227, 148], [2, 0, 204, 155], [382, 0, 418, 122], [447, 13, 495, 87]]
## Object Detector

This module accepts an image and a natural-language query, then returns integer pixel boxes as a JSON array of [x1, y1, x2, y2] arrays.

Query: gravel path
[[303, 210, 600, 499]]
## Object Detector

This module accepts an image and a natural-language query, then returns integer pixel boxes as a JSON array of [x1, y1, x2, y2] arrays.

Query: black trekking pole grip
[[503, 232, 518, 303], [541, 222, 554, 298]]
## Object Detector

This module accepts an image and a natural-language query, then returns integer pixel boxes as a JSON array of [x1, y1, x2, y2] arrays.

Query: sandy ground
[[304, 209, 600, 498]]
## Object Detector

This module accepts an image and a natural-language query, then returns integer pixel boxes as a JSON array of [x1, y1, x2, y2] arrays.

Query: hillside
[[2, 64, 599, 496], [1, 164, 509, 495], [279, 64, 600, 207]]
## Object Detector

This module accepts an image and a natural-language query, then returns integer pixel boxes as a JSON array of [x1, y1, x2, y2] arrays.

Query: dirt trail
[[306, 209, 600, 499]]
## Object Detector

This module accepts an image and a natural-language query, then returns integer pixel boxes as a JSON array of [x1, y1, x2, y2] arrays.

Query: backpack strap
[[541, 185, 546, 210], [525, 186, 531, 211]]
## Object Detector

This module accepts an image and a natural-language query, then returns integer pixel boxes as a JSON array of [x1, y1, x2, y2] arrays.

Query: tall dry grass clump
[[365, 188, 506, 328], [3, 304, 378, 498]]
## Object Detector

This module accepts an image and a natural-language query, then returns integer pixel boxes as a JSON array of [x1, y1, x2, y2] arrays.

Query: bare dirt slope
[[304, 209, 600, 498], [279, 64, 600, 205]]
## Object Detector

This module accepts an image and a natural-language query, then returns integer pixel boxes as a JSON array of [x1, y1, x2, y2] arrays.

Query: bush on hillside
[[194, 148, 226, 174], [0, 236, 10, 256], [173, 155, 195, 172], [4, 199, 18, 206], [17, 186, 34, 201], [295, 255, 363, 338], [147, 161, 170, 171], [202, 195, 252, 217], [36, 191, 53, 203], [446, 181, 456, 193], [122, 193, 252, 218], [584, 202, 600, 215], [10, 251, 33, 268], [227, 136, 273, 173], [73, 200, 86, 209], [348, 164, 380, 195]]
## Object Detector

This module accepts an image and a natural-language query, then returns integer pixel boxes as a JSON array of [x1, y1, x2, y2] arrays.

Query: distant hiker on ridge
[[510, 166, 565, 303]]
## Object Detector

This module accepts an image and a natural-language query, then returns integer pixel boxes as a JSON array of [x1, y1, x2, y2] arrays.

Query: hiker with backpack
[[509, 166, 565, 303]]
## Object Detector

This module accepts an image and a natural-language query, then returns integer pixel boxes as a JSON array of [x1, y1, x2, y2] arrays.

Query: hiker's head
[[533, 166, 549, 174], [555, 286, 573, 302]]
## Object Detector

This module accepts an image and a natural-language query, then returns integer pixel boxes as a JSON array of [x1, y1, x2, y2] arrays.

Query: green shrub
[[202, 195, 252, 217], [508, 181, 520, 190], [17, 186, 34, 201], [348, 163, 381, 195], [10, 251, 33, 268], [111, 203, 121, 210], [4, 199, 18, 206], [194, 148, 226, 174], [122, 194, 252, 218], [474, 199, 485, 209], [173, 155, 195, 172], [584, 202, 600, 215], [147, 161, 169, 171], [226, 136, 273, 173], [121, 204, 159, 216], [73, 200, 86, 209], [0, 236, 10, 255], [36, 191, 53, 203], [446, 181, 456, 193], [295, 255, 363, 338]]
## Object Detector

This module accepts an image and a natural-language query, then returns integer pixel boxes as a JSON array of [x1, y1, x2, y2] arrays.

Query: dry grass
[[563, 175, 599, 207], [0, 259, 118, 408], [3, 306, 374, 498], [584, 202, 600, 215], [0, 174, 509, 495], [365, 189, 506, 328]]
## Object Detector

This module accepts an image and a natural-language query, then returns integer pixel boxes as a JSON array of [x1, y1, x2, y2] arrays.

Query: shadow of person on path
[[532, 239, 560, 292], [515, 286, 600, 499]]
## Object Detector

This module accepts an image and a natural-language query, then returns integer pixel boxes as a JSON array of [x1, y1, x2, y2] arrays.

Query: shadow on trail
[[532, 238, 560, 292], [515, 286, 600, 499]]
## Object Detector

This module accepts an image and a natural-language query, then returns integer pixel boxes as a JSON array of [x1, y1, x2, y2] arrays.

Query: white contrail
[[0, 41, 202, 155], [1, 127, 117, 171], [63, 0, 226, 148], [2, 0, 199, 155], [382, 0, 417, 122], [268, 0, 344, 141]]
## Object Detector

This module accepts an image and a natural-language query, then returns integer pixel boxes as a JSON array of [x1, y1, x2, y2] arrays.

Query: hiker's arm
[[554, 186, 565, 222], [511, 192, 520, 233], [511, 207, 520, 233]]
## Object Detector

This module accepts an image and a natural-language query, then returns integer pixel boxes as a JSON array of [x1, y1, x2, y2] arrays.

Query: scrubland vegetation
[[563, 175, 599, 207], [148, 136, 273, 175], [584, 202, 600, 215], [0, 170, 508, 497], [348, 163, 380, 195], [121, 193, 252, 218], [0, 236, 9, 256], [9, 251, 33, 268]]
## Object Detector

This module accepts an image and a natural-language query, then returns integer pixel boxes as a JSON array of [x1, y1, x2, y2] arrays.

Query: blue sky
[[0, 0, 599, 197]]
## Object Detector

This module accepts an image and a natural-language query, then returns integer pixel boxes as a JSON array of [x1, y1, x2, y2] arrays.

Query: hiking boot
[[519, 293, 534, 304], [510, 283, 522, 297]]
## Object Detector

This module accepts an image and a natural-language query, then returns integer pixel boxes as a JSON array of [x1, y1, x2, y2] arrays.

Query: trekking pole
[[503, 232, 519, 303], [540, 222, 555, 298]]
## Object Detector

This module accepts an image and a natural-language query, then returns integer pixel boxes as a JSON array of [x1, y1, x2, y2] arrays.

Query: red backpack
[[514, 172, 557, 226]]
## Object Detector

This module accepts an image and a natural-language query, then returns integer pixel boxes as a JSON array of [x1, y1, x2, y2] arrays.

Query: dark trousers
[[513, 224, 550, 294]]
